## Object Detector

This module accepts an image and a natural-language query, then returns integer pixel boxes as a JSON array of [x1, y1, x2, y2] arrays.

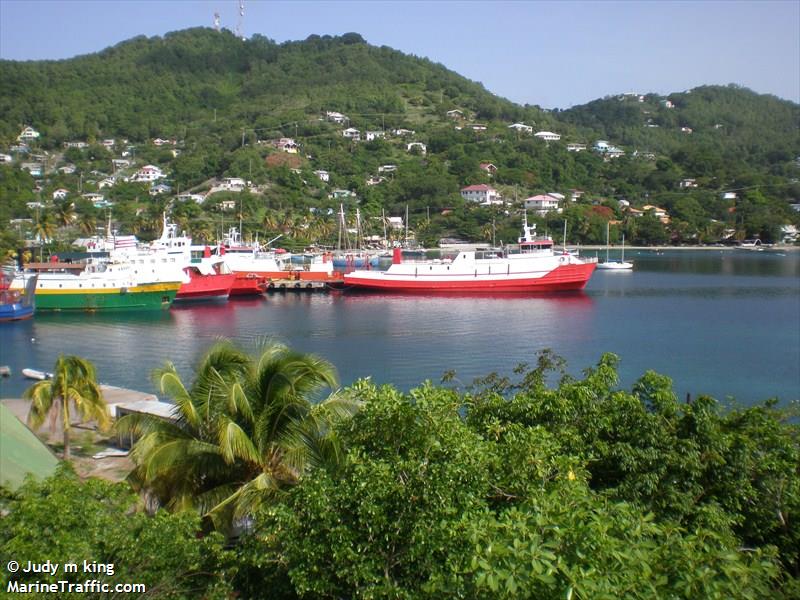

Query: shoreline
[[574, 245, 799, 251]]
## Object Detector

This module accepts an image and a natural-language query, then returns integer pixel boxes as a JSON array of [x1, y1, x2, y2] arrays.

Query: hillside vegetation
[[0, 28, 798, 256]]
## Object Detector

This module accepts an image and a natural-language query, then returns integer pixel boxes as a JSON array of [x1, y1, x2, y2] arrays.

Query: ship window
[[59, 284, 62, 288]]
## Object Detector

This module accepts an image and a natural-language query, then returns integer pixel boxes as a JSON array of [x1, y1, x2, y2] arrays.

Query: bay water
[[1, 250, 798, 405]]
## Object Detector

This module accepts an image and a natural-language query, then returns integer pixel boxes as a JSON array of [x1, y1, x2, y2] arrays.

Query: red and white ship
[[215, 227, 343, 286], [342, 218, 597, 293], [137, 219, 236, 302]]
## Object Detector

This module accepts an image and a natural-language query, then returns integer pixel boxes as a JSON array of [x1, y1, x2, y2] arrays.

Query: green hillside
[[0, 29, 798, 252], [0, 28, 529, 142]]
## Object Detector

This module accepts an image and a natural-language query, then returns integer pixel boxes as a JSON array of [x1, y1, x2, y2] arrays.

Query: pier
[[265, 279, 328, 292]]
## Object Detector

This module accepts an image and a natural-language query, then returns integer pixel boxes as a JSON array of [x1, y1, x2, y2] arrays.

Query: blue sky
[[1, 0, 798, 109]]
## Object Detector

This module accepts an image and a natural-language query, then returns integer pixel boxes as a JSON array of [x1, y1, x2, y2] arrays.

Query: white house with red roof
[[524, 194, 563, 216], [461, 184, 503, 205], [131, 165, 165, 183], [479, 163, 497, 176], [273, 138, 298, 153]]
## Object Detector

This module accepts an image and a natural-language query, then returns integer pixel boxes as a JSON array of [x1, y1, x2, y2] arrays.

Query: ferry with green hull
[[12, 258, 180, 311]]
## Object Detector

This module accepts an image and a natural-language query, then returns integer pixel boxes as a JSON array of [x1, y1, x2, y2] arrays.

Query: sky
[[0, 0, 798, 109]]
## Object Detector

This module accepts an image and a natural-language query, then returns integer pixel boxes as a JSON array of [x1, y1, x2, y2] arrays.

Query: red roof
[[461, 184, 495, 192]]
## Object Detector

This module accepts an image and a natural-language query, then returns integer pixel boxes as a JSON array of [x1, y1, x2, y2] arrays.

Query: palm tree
[[33, 211, 56, 244], [117, 339, 359, 530], [53, 200, 76, 228], [24, 355, 110, 460], [77, 211, 97, 236]]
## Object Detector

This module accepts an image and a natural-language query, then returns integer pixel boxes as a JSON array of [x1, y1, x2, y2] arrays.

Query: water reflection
[[1, 252, 798, 403]]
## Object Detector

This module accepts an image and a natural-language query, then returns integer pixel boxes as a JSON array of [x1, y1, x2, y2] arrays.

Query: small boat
[[597, 224, 633, 271], [22, 368, 53, 380], [343, 216, 597, 293], [0, 266, 36, 321]]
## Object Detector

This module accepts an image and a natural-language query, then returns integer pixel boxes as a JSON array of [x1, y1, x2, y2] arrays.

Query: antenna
[[213, 12, 220, 31], [235, 0, 245, 40]]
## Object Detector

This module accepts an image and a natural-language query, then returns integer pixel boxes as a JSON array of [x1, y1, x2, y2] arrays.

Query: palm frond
[[218, 418, 261, 465]]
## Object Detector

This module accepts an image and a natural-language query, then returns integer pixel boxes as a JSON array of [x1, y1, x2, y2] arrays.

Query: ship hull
[[344, 263, 596, 293], [175, 272, 236, 302], [0, 304, 34, 321], [34, 282, 179, 311]]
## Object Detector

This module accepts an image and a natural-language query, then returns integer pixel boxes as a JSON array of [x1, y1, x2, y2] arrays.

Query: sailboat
[[597, 222, 633, 270]]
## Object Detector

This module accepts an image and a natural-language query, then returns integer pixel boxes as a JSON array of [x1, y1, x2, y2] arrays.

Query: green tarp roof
[[0, 403, 59, 491]]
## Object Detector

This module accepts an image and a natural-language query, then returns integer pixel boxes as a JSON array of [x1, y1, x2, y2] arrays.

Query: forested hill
[[558, 85, 800, 172], [0, 27, 529, 142], [0, 28, 798, 249]]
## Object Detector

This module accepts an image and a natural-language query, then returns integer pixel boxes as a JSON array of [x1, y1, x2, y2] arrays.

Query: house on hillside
[[17, 126, 40, 141], [313, 170, 330, 183], [680, 127, 693, 134], [221, 177, 246, 190], [594, 140, 625, 159], [680, 178, 698, 189], [446, 109, 464, 119], [365, 131, 385, 142], [329, 189, 357, 200], [406, 142, 427, 155], [52, 188, 69, 200], [387, 216, 404, 230], [471, 124, 488, 132], [479, 163, 497, 176], [326, 111, 348, 124], [567, 143, 586, 152], [20, 162, 42, 176], [508, 123, 533, 134], [342, 128, 361, 141], [461, 184, 502, 206], [63, 141, 88, 149], [0, 153, 12, 163], [131, 165, 165, 183], [534, 131, 561, 142], [643, 205, 670, 223], [176, 193, 205, 204], [524, 194, 562, 215], [273, 138, 298, 153], [392, 128, 415, 136], [378, 164, 397, 173], [150, 183, 172, 196]]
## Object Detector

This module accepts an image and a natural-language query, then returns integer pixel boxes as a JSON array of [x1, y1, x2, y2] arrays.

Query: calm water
[[1, 250, 798, 405]]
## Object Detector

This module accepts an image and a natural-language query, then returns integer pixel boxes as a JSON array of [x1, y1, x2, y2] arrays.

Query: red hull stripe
[[344, 263, 596, 292]]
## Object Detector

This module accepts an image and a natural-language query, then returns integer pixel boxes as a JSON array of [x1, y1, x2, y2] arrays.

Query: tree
[[1, 466, 234, 598], [117, 339, 360, 531], [23, 355, 110, 460]]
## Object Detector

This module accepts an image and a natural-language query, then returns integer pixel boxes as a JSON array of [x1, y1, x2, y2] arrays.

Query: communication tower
[[235, 1, 245, 40], [213, 12, 220, 32]]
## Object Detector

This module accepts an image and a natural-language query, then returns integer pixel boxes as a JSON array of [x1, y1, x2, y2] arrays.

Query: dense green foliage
[[1, 466, 234, 598], [116, 338, 359, 531], [0, 29, 798, 259], [4, 350, 797, 598]]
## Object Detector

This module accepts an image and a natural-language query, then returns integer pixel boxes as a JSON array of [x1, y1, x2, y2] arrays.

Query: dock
[[3, 380, 164, 432], [265, 279, 328, 292]]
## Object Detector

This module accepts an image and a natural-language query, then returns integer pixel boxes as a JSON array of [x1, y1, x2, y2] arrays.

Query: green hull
[[35, 285, 178, 311]]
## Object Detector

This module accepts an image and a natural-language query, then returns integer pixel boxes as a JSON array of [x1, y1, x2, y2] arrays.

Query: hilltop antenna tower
[[235, 0, 245, 40], [213, 12, 220, 31]]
